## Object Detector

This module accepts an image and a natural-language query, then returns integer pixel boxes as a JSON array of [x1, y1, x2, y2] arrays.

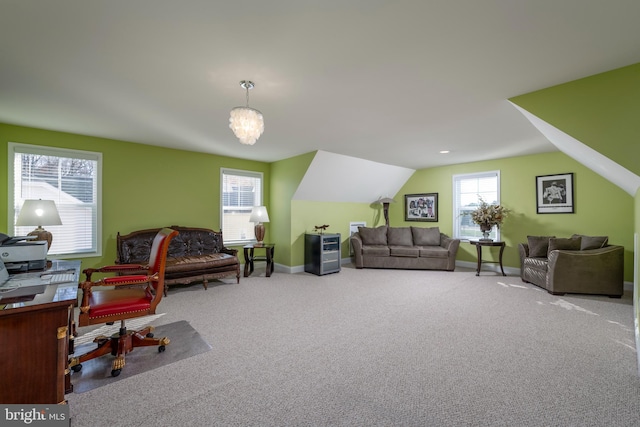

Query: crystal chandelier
[[229, 80, 264, 145]]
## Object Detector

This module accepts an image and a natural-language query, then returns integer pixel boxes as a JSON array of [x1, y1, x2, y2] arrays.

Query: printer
[[0, 233, 48, 273]]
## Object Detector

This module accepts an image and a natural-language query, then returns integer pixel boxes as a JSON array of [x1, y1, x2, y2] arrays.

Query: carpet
[[71, 320, 212, 393]]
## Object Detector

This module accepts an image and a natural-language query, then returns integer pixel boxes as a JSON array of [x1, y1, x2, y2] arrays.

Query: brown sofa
[[115, 225, 240, 292], [518, 234, 623, 297], [351, 226, 460, 271]]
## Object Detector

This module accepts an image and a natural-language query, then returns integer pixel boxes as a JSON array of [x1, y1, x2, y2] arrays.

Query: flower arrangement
[[470, 198, 511, 229]]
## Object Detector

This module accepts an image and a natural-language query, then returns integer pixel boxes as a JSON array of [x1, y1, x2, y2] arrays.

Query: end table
[[243, 243, 275, 277], [469, 240, 506, 276]]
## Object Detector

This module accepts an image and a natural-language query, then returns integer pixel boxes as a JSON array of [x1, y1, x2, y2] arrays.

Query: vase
[[479, 223, 493, 241]]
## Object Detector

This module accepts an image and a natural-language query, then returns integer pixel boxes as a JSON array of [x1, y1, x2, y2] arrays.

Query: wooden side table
[[469, 240, 506, 276], [243, 244, 275, 277]]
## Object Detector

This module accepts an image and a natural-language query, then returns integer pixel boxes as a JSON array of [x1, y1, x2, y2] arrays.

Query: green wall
[[510, 63, 640, 177], [0, 123, 270, 271], [392, 151, 634, 281], [269, 152, 316, 266], [290, 200, 377, 267]]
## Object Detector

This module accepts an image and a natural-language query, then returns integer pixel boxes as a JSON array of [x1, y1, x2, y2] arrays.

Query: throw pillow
[[358, 226, 388, 245], [571, 234, 608, 250], [527, 235, 555, 257], [547, 236, 582, 256], [411, 226, 440, 246], [388, 227, 413, 246]]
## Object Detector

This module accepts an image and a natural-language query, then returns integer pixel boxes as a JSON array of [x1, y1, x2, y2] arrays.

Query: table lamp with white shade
[[249, 206, 270, 244], [15, 199, 62, 251]]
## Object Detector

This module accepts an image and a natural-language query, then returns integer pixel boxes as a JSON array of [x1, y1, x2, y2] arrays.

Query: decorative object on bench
[[69, 227, 178, 377], [468, 197, 511, 241], [115, 226, 240, 294], [350, 225, 459, 271], [314, 224, 330, 234], [249, 206, 270, 244], [518, 234, 623, 297]]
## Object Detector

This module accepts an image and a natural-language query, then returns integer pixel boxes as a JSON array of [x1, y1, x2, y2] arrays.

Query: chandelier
[[229, 80, 264, 145]]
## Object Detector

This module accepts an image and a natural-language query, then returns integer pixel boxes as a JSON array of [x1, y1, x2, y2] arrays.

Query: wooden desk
[[469, 240, 506, 276], [243, 244, 275, 277], [0, 260, 80, 404]]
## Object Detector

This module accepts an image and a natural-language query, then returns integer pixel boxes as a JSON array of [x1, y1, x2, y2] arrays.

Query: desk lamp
[[15, 199, 62, 252]]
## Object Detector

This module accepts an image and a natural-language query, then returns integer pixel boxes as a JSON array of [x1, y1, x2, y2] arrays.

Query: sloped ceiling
[[293, 151, 414, 203]]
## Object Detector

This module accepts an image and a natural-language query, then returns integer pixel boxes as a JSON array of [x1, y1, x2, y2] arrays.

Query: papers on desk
[[0, 257, 77, 301]]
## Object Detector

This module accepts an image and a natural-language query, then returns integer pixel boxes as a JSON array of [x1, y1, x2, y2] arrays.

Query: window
[[453, 171, 501, 241], [221, 168, 263, 244], [9, 143, 102, 257]]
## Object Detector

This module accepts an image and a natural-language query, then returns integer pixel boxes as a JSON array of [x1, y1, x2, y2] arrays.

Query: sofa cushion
[[358, 226, 388, 245], [166, 254, 238, 273], [418, 246, 449, 258], [362, 245, 390, 256], [411, 226, 440, 246], [389, 246, 419, 257], [547, 237, 582, 256], [527, 235, 555, 257], [388, 227, 413, 246], [572, 234, 609, 250]]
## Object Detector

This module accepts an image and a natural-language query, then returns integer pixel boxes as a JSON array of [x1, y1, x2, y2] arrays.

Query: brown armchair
[[69, 227, 178, 377]]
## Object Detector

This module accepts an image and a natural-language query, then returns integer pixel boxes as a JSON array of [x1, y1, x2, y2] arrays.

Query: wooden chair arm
[[78, 273, 159, 310], [83, 264, 147, 281]]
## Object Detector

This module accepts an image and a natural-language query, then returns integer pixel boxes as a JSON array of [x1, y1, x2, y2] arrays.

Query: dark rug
[[71, 320, 211, 393]]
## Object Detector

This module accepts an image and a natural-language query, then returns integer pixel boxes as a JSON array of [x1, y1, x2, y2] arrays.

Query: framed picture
[[536, 173, 574, 214], [404, 193, 438, 222]]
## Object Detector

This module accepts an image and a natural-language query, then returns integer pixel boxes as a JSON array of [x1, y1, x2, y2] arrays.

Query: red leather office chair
[[69, 227, 178, 377]]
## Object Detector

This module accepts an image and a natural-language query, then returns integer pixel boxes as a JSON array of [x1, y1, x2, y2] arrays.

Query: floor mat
[[70, 320, 212, 393]]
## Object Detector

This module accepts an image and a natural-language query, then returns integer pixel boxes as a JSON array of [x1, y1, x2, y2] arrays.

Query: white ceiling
[[1, 1, 639, 170]]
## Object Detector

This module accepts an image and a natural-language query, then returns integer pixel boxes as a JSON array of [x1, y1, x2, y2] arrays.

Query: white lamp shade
[[249, 206, 270, 223], [15, 199, 62, 226]]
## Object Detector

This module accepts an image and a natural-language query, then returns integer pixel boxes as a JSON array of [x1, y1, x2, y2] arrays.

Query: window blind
[[10, 143, 101, 256]]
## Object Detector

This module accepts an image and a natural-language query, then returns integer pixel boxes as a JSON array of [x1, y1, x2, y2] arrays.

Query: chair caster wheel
[[111, 369, 121, 377], [158, 345, 166, 353], [71, 364, 82, 373], [146, 332, 154, 338]]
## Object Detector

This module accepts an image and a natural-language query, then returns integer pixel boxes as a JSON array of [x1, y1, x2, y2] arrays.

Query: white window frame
[[452, 170, 501, 241], [8, 142, 102, 257], [220, 168, 264, 245]]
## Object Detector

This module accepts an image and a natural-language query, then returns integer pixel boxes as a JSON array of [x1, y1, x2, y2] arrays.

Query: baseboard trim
[[269, 260, 634, 291]]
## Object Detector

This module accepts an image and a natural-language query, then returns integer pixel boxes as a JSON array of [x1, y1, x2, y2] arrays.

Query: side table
[[469, 240, 506, 276], [243, 244, 275, 277]]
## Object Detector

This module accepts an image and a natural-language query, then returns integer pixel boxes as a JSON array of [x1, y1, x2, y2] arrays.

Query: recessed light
[[439, 150, 450, 154]]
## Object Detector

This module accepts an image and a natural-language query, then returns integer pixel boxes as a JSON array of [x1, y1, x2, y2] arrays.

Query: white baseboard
[[266, 260, 634, 291]]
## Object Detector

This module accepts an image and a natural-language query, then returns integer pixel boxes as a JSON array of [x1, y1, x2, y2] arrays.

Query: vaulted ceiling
[[1, 1, 639, 170]]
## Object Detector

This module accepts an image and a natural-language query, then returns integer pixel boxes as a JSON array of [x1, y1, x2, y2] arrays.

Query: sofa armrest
[[547, 245, 624, 296], [350, 232, 364, 268], [518, 243, 530, 279], [439, 233, 460, 270], [222, 247, 238, 257]]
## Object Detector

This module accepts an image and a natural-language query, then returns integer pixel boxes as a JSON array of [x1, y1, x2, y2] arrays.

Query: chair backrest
[[148, 228, 179, 302]]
